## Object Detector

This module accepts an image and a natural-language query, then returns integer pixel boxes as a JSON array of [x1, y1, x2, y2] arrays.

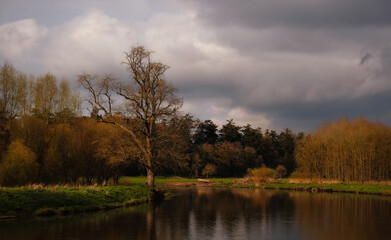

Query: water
[[0, 188, 390, 240]]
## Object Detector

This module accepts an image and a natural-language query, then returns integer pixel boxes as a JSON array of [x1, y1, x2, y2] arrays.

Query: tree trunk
[[146, 168, 155, 188]]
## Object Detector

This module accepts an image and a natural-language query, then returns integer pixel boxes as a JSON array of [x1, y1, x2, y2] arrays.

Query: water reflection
[[0, 188, 390, 240], [291, 192, 391, 240], [0, 205, 154, 240], [154, 189, 300, 240]]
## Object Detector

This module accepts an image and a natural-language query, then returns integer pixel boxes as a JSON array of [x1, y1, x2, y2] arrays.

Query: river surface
[[0, 188, 390, 240]]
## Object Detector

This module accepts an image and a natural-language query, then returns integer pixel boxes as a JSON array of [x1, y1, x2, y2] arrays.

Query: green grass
[[120, 176, 199, 185], [208, 178, 238, 186], [120, 176, 238, 186], [0, 185, 152, 217], [120, 176, 391, 195], [3, 177, 386, 217], [261, 181, 391, 195]]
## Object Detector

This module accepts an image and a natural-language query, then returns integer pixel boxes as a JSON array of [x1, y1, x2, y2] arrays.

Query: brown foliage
[[214, 142, 246, 177], [202, 163, 217, 178], [276, 165, 287, 178], [0, 141, 38, 186], [0, 62, 28, 120], [295, 117, 391, 182], [239, 166, 277, 184]]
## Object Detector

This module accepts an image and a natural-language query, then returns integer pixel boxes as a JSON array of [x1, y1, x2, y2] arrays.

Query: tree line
[[295, 117, 391, 182], [0, 59, 298, 186], [189, 119, 299, 178], [1, 46, 390, 187]]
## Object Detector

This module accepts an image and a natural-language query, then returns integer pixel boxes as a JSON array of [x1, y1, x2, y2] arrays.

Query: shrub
[[0, 141, 38, 186], [247, 165, 276, 183], [275, 165, 287, 179]]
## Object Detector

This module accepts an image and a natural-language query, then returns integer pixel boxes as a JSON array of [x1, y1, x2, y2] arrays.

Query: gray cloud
[[360, 52, 373, 65], [196, 0, 391, 30], [0, 0, 390, 132], [256, 89, 391, 131]]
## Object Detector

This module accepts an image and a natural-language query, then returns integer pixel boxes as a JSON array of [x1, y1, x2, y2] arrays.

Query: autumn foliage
[[1, 59, 391, 186], [295, 117, 391, 182]]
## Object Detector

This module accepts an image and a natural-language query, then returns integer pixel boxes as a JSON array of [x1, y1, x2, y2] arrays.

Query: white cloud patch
[[226, 107, 271, 129], [139, 10, 242, 85], [0, 19, 47, 59], [182, 98, 271, 129], [181, 97, 233, 122], [42, 10, 136, 77]]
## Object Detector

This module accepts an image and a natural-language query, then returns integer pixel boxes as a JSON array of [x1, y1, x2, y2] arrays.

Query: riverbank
[[121, 176, 391, 196], [0, 185, 152, 218], [2, 177, 389, 218], [260, 181, 391, 196]]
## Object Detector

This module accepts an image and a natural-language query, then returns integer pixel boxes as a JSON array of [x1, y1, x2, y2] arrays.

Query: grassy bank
[[0, 185, 152, 218], [3, 177, 388, 218], [121, 176, 391, 196], [120, 176, 238, 186], [261, 180, 391, 195]]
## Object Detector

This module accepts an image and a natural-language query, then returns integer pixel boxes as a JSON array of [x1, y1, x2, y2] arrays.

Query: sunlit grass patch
[[260, 179, 391, 195], [120, 176, 237, 186], [0, 185, 152, 217]]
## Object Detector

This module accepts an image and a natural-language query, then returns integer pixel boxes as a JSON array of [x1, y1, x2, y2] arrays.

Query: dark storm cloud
[[246, 90, 391, 131], [360, 52, 372, 65], [176, 81, 236, 99], [196, 0, 391, 29], [179, 0, 391, 131], [193, 0, 391, 58]]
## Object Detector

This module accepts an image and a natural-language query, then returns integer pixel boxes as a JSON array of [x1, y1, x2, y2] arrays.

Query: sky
[[1, 0, 391, 132]]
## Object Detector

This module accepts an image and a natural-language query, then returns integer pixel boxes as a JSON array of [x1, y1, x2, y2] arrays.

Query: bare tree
[[32, 73, 58, 122], [0, 62, 28, 120], [78, 45, 182, 187]]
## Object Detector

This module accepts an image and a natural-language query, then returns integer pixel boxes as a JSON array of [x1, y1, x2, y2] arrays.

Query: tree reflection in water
[[0, 188, 390, 240]]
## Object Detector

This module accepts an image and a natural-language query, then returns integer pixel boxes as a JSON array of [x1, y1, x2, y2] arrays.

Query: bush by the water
[[237, 166, 277, 184]]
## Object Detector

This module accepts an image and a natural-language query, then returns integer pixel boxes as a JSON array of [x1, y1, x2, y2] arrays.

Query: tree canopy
[[78, 45, 182, 187]]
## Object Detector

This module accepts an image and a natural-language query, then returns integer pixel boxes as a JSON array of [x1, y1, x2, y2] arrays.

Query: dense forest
[[1, 48, 390, 186]]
